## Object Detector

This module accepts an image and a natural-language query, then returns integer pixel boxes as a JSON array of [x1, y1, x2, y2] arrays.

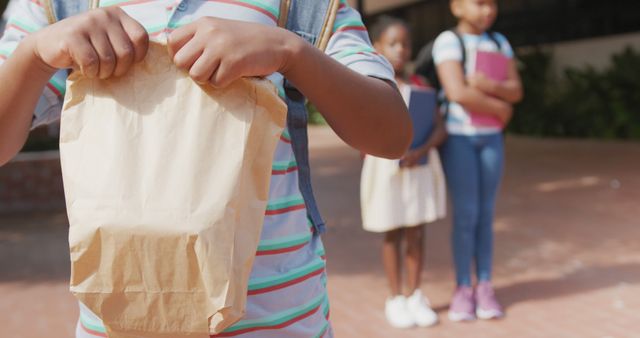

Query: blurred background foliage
[[511, 47, 640, 139]]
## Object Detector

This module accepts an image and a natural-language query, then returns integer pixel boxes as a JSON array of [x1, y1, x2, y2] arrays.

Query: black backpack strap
[[414, 40, 434, 76], [487, 31, 502, 51], [450, 28, 466, 73]]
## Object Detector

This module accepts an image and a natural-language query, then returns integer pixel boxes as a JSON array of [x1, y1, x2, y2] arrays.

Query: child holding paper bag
[[433, 0, 523, 322], [0, 1, 412, 337], [360, 16, 447, 329]]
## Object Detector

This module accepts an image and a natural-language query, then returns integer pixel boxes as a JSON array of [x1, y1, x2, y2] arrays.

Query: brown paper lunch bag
[[59, 42, 287, 338]]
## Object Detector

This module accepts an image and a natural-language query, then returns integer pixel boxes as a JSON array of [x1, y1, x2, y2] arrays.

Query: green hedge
[[510, 46, 640, 139], [307, 102, 327, 125]]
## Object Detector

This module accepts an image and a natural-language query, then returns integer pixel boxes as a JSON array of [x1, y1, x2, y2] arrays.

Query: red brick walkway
[[311, 128, 640, 338], [1, 127, 639, 338]]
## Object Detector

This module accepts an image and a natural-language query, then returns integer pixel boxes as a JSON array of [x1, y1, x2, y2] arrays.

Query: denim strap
[[283, 0, 338, 234], [45, 0, 98, 23]]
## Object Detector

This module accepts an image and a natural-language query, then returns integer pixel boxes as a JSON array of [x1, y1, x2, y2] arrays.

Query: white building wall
[[521, 31, 640, 72]]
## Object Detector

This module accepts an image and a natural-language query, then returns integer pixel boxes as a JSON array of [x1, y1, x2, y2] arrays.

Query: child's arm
[[436, 60, 513, 124], [168, 18, 412, 160], [283, 38, 411, 159], [399, 110, 446, 168], [0, 39, 54, 165], [467, 59, 523, 103], [0, 7, 149, 166]]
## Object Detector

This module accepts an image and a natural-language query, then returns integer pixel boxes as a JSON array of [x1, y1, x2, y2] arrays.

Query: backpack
[[414, 28, 501, 91], [41, 0, 340, 234]]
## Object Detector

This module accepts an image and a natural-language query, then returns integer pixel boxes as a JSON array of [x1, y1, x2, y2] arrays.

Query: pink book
[[470, 51, 510, 128]]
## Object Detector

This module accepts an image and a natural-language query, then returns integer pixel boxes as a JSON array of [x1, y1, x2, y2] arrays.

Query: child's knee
[[406, 235, 424, 253], [454, 204, 480, 230]]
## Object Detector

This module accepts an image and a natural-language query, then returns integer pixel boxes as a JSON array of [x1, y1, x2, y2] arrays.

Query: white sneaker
[[385, 295, 415, 328], [406, 289, 439, 327]]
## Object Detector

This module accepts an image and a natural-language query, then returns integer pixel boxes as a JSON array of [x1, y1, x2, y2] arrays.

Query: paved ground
[[1, 126, 640, 338]]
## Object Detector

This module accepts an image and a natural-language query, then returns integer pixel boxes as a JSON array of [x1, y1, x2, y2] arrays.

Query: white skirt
[[360, 149, 446, 233]]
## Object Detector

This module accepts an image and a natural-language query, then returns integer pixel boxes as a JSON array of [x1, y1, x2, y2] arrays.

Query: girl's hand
[[468, 61, 524, 104], [168, 17, 299, 88], [494, 101, 513, 125], [467, 72, 496, 94], [31, 6, 149, 79], [400, 148, 428, 168]]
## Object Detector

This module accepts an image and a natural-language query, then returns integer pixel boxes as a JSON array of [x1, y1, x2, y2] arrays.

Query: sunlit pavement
[[1, 126, 639, 338]]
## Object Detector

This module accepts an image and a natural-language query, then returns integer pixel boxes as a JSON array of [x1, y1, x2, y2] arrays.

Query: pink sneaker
[[475, 282, 504, 319], [448, 286, 476, 322]]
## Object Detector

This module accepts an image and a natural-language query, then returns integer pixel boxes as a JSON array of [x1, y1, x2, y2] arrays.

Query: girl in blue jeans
[[432, 0, 523, 321]]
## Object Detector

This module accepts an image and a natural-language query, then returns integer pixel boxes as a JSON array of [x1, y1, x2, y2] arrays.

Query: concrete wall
[[521, 31, 640, 72]]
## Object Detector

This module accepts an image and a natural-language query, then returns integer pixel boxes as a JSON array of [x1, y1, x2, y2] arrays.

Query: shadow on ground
[[0, 211, 70, 283]]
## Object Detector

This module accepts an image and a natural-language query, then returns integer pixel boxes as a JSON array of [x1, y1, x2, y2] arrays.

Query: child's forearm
[[483, 78, 523, 104], [437, 61, 512, 123], [0, 7, 150, 165], [166, 19, 410, 158], [280, 33, 412, 159], [478, 60, 523, 103], [449, 85, 512, 122], [0, 36, 56, 166]]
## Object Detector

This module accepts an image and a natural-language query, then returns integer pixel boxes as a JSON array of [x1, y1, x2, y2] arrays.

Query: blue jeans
[[440, 134, 504, 287]]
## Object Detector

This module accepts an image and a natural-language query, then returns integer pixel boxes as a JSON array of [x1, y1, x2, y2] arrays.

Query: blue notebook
[[404, 87, 437, 166]]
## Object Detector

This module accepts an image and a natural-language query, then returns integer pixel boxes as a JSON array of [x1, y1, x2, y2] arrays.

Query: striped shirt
[[432, 30, 514, 136], [0, 1, 394, 337]]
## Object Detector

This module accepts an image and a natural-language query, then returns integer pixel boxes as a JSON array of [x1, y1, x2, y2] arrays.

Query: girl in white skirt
[[361, 16, 447, 329]]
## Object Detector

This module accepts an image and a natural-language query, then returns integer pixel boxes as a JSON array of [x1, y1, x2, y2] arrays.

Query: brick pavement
[[1, 127, 639, 338], [311, 127, 640, 338]]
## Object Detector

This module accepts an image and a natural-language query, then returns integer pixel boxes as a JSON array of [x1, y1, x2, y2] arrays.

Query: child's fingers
[[68, 36, 100, 78], [172, 37, 204, 72], [118, 12, 149, 63], [89, 32, 117, 79], [209, 60, 235, 88], [188, 50, 220, 84], [107, 27, 135, 77], [167, 24, 197, 60]]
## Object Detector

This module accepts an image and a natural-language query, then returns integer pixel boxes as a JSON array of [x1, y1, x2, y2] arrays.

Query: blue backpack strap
[[282, 0, 339, 234], [44, 0, 97, 23], [281, 0, 339, 51]]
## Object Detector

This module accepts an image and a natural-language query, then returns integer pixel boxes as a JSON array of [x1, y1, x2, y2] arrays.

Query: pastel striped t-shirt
[[0, 1, 395, 337], [432, 30, 514, 136]]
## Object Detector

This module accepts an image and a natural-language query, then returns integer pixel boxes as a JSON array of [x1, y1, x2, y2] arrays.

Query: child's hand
[[467, 72, 496, 94], [468, 72, 514, 124], [399, 149, 427, 168], [31, 7, 149, 79], [168, 17, 297, 88], [494, 101, 513, 125]]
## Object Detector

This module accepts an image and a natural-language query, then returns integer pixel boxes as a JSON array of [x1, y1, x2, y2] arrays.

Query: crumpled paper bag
[[59, 42, 287, 338]]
